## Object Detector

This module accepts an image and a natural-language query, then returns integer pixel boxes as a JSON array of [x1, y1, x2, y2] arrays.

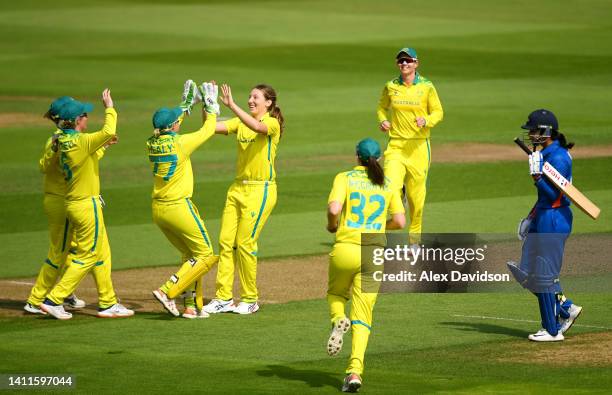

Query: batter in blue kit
[[508, 109, 583, 342]]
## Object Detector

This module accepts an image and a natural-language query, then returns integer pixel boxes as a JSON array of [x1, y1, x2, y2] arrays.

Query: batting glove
[[199, 82, 220, 115], [528, 151, 543, 175], [179, 79, 201, 115], [517, 217, 532, 241]]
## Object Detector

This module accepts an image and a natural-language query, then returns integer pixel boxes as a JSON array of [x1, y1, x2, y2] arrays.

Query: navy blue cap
[[153, 107, 183, 130], [356, 138, 381, 160], [521, 109, 559, 131]]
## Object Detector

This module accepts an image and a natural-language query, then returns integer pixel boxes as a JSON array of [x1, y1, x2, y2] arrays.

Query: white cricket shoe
[[530, 328, 548, 337], [98, 304, 134, 318], [203, 299, 236, 314], [198, 309, 210, 318], [560, 304, 583, 334], [24, 303, 46, 315], [64, 294, 86, 309], [233, 301, 259, 315], [528, 330, 564, 342], [40, 302, 72, 320], [182, 307, 199, 319], [327, 317, 351, 356], [152, 289, 179, 317], [342, 373, 362, 393]]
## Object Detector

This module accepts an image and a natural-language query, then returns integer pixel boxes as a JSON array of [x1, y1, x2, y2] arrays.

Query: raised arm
[[82, 89, 117, 154], [220, 84, 268, 135]]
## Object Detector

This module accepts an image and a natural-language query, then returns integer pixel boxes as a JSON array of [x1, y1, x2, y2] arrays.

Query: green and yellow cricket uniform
[[327, 166, 404, 375], [147, 115, 217, 306], [27, 131, 109, 306], [215, 113, 280, 303], [377, 74, 443, 239], [46, 108, 118, 308]]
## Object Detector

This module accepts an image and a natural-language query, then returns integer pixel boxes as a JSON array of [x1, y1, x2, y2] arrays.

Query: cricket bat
[[514, 137, 600, 220]]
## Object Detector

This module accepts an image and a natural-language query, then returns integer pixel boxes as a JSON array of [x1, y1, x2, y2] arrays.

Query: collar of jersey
[[398, 72, 420, 86], [159, 131, 177, 136], [353, 165, 367, 171], [541, 140, 560, 156], [60, 128, 78, 135]]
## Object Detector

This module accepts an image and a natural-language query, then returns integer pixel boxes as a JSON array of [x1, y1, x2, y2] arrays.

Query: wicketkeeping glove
[[199, 82, 220, 115], [517, 217, 532, 241], [528, 151, 543, 175], [179, 79, 201, 115]]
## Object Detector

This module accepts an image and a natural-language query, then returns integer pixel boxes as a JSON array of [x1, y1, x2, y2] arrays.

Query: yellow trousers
[[328, 243, 378, 376], [152, 198, 214, 306], [46, 197, 117, 308], [216, 181, 277, 302], [384, 138, 431, 240]]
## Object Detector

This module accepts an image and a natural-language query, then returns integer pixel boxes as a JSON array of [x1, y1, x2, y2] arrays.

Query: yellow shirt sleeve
[[39, 136, 56, 174], [388, 189, 405, 215], [80, 108, 117, 155], [178, 114, 217, 156], [424, 84, 443, 128], [224, 117, 241, 135], [262, 116, 280, 136], [376, 84, 390, 123], [328, 173, 347, 204]]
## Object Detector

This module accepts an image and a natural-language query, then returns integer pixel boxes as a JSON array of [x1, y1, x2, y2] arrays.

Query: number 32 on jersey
[[346, 192, 385, 230]]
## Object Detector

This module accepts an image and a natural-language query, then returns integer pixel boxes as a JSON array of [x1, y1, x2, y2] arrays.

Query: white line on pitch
[[452, 314, 612, 330], [7, 281, 34, 286]]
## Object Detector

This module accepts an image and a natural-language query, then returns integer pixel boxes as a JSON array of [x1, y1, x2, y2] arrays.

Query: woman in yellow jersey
[[377, 47, 443, 244], [150, 82, 220, 319], [326, 138, 405, 393], [203, 83, 284, 315], [25, 96, 117, 315], [41, 89, 133, 320]]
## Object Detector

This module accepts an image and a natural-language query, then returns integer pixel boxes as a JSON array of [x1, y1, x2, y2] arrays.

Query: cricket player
[[326, 138, 405, 392], [377, 47, 443, 244], [150, 81, 220, 319], [203, 83, 284, 315], [509, 109, 582, 342], [40, 90, 134, 319], [25, 96, 116, 315]]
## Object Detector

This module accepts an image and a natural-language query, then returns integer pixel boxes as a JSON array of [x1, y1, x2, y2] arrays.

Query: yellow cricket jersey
[[146, 115, 216, 202], [58, 108, 117, 201], [376, 74, 443, 140], [40, 130, 106, 197], [225, 113, 280, 182], [328, 166, 404, 245]]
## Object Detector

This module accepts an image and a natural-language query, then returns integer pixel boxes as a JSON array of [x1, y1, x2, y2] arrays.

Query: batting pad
[[167, 255, 219, 299]]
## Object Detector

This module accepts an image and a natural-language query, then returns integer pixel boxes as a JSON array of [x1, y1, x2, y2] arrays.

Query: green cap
[[57, 100, 93, 121], [48, 96, 74, 118], [152, 107, 183, 130], [397, 47, 418, 59], [356, 138, 381, 160]]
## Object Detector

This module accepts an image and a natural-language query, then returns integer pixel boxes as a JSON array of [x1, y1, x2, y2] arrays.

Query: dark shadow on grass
[[440, 321, 529, 338], [0, 299, 24, 313], [256, 364, 340, 390]]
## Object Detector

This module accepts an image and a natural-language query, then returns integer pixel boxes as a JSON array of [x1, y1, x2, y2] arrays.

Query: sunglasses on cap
[[397, 58, 416, 65]]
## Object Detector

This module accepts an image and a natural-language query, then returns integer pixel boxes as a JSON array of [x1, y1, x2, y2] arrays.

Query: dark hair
[[359, 156, 385, 186], [552, 130, 574, 150], [254, 84, 284, 135]]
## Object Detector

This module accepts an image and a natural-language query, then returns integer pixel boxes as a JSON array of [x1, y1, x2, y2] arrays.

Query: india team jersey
[[146, 115, 216, 202], [224, 113, 280, 182], [58, 108, 117, 201], [328, 166, 404, 245], [376, 74, 443, 140]]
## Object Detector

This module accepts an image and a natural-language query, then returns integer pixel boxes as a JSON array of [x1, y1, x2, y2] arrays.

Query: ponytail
[[555, 132, 574, 150], [361, 156, 385, 186], [254, 84, 284, 136]]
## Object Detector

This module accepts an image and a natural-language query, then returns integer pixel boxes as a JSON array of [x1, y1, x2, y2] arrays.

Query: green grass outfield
[[1, 294, 611, 394], [1, 0, 611, 393]]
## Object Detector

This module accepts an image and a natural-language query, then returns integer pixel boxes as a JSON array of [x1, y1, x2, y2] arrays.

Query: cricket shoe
[[528, 330, 564, 342], [233, 301, 259, 315], [40, 300, 72, 320], [327, 317, 351, 356], [64, 294, 86, 309], [98, 303, 134, 318], [24, 303, 46, 315], [203, 299, 236, 314], [530, 328, 548, 337], [342, 373, 362, 393], [559, 304, 583, 334], [153, 289, 180, 317]]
